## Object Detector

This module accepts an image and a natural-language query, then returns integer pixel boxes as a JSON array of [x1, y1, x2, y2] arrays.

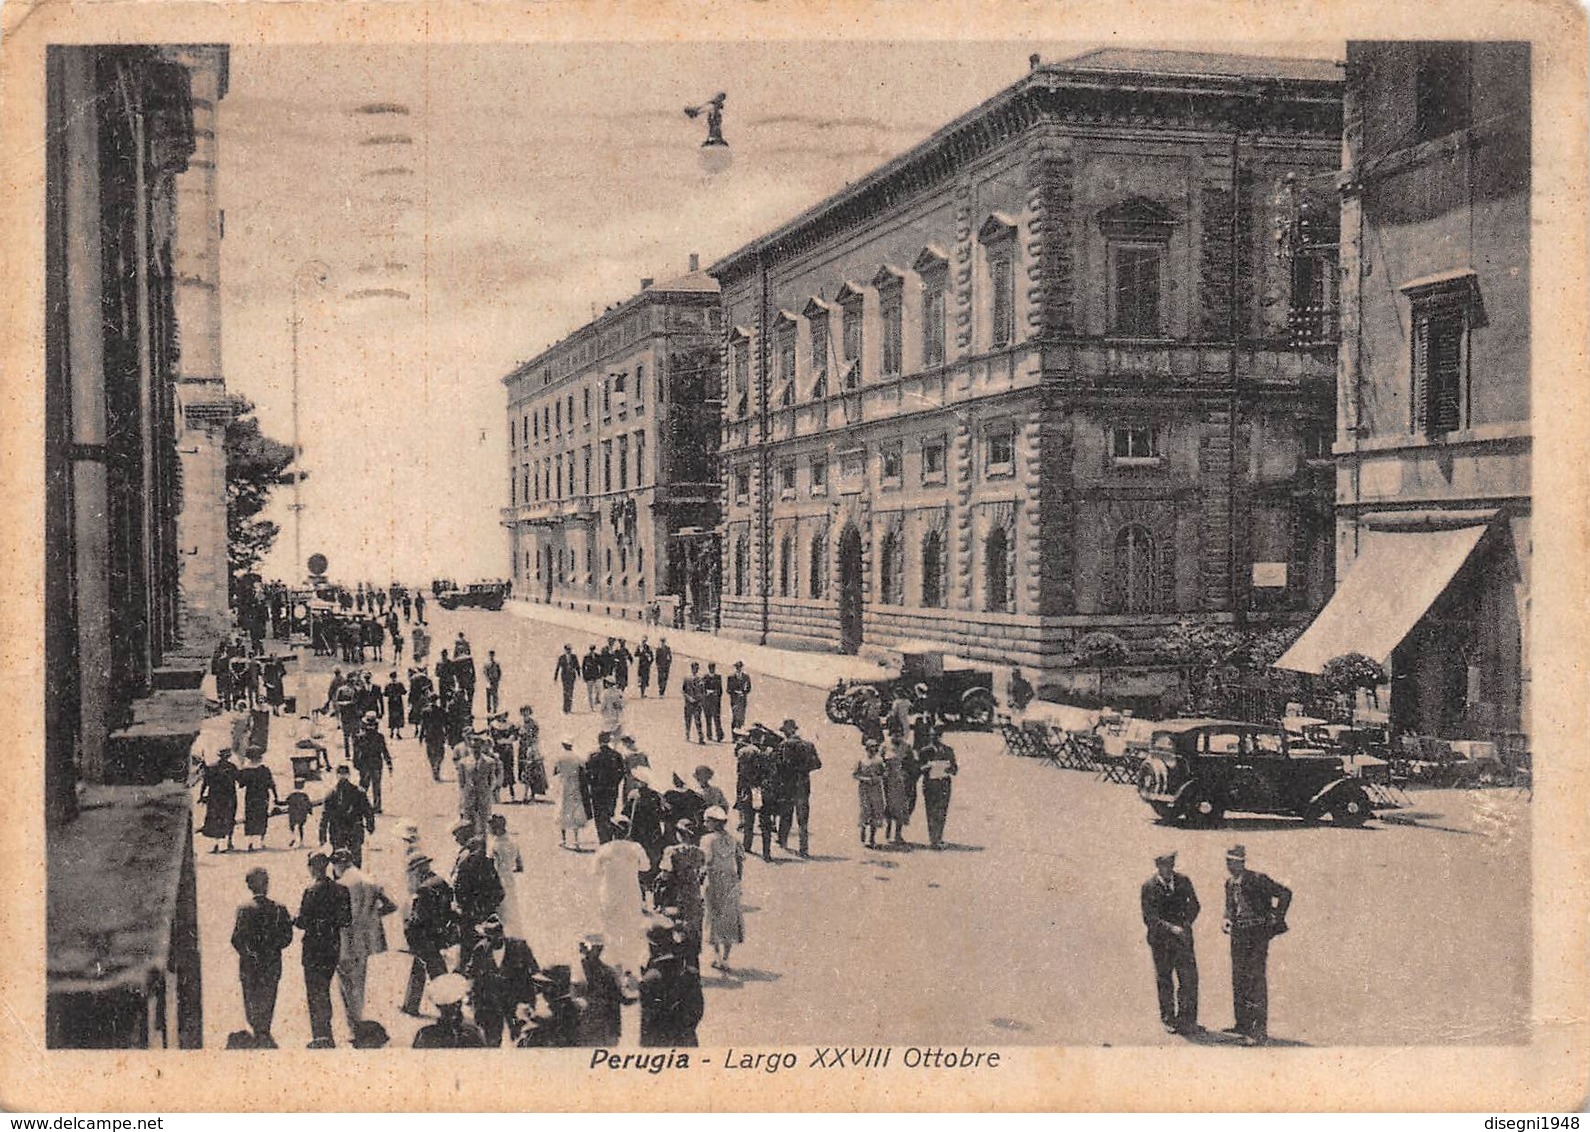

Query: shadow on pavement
[[1180, 1026, 1311, 1048], [705, 967, 782, 990]]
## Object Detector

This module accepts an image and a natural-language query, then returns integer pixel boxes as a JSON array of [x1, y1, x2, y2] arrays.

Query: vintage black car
[[824, 645, 997, 731], [1136, 718, 1377, 827], [436, 582, 508, 612]]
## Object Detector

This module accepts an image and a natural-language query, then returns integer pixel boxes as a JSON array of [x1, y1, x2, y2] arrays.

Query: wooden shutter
[[1411, 313, 1430, 434], [1429, 310, 1464, 433]]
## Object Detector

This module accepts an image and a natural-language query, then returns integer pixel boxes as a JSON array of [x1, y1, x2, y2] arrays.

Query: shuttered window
[[1412, 305, 1466, 435]]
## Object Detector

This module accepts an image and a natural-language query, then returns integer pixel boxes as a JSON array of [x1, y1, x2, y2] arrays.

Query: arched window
[[809, 532, 828, 599], [921, 530, 945, 609], [878, 530, 902, 605], [1114, 525, 1160, 613], [734, 533, 750, 597], [778, 534, 793, 598], [985, 527, 1011, 612]]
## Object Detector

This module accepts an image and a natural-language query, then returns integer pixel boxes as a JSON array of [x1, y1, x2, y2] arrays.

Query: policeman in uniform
[[1140, 849, 1200, 1034]]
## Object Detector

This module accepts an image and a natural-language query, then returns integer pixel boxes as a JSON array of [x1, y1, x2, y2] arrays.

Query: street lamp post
[[289, 261, 330, 712]]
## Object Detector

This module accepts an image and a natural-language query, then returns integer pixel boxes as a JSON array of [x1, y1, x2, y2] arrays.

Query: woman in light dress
[[700, 807, 745, 972], [599, 679, 626, 737], [552, 737, 589, 850], [487, 813, 526, 937], [853, 739, 887, 849], [593, 815, 651, 977]]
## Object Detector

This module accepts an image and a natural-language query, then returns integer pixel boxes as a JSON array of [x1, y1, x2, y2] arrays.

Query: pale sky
[[219, 40, 1341, 586]]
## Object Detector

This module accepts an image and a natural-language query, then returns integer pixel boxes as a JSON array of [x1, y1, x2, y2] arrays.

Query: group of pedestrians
[[212, 635, 288, 714], [842, 682, 962, 850], [551, 636, 673, 715]]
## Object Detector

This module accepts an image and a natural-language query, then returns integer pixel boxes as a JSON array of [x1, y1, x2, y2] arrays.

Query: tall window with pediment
[[1098, 198, 1175, 339], [978, 216, 1018, 350], [730, 334, 751, 418], [778, 533, 793, 598], [984, 527, 1012, 613], [921, 529, 946, 609], [878, 530, 903, 605], [840, 290, 864, 389], [809, 531, 828, 599], [807, 306, 830, 400], [777, 319, 797, 406], [916, 246, 949, 369], [873, 268, 904, 378]]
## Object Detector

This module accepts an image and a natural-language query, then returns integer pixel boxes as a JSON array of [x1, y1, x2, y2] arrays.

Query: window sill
[[734, 496, 749, 507], [809, 486, 828, 498], [880, 476, 902, 490], [922, 472, 946, 486], [838, 482, 864, 496], [1111, 456, 1164, 469], [984, 463, 1014, 479], [779, 488, 796, 500]]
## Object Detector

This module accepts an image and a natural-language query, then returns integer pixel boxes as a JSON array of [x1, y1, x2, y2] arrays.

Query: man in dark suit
[[401, 854, 456, 1017], [654, 639, 673, 697], [577, 933, 622, 1047], [553, 644, 580, 714], [319, 765, 376, 867], [702, 662, 725, 742], [295, 852, 352, 1048], [464, 914, 539, 1046], [1141, 850, 1200, 1034], [231, 867, 295, 1047], [774, 719, 822, 857], [581, 645, 604, 711], [452, 836, 505, 962], [352, 713, 394, 814], [584, 733, 628, 844], [1223, 844, 1292, 1045], [726, 661, 753, 732], [681, 663, 705, 744]]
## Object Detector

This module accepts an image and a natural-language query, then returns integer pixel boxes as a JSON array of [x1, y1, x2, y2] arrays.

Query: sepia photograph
[[2, 0, 1586, 1113]]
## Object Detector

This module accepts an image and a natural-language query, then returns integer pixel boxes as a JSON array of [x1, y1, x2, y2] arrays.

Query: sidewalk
[[504, 598, 890, 691]]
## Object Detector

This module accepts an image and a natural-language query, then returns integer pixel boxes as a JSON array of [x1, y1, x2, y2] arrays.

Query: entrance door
[[838, 524, 864, 655]]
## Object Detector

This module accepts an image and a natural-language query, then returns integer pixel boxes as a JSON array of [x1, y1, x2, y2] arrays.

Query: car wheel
[[960, 689, 996, 728], [1183, 792, 1225, 827], [824, 688, 852, 725], [1331, 791, 1371, 827]]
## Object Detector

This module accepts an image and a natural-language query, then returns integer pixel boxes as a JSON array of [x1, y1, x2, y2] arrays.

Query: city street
[[194, 605, 1530, 1051]]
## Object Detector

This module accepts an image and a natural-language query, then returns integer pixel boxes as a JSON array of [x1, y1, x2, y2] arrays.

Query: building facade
[[45, 46, 231, 1047], [503, 263, 723, 626], [712, 50, 1342, 687], [1279, 43, 1531, 747]]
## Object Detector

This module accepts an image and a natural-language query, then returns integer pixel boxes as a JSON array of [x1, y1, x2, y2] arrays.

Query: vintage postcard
[[1, 0, 1586, 1113]]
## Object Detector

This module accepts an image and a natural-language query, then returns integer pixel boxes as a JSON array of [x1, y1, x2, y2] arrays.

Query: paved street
[[194, 605, 1530, 1050]]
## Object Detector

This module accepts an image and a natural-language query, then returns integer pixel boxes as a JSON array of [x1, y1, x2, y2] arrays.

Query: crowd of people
[[212, 617, 790, 1051], [834, 681, 964, 851]]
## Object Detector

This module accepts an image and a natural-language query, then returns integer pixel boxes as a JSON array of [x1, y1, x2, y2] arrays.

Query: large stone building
[[711, 49, 1343, 689], [503, 261, 723, 626], [45, 45, 231, 1047], [1279, 43, 1531, 748]]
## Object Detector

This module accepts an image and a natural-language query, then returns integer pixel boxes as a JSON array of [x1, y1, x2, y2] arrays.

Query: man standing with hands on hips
[[1222, 844, 1291, 1046], [1140, 849, 1199, 1035]]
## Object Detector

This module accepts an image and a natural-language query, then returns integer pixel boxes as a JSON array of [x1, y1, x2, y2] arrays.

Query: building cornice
[[711, 62, 1341, 283]]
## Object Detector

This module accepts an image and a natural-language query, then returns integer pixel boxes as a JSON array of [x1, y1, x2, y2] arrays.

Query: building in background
[[45, 45, 230, 1048], [503, 261, 723, 627], [1278, 42, 1531, 748], [711, 50, 1342, 694]]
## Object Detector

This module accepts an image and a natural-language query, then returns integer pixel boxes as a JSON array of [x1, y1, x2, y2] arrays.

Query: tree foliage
[[1320, 652, 1387, 696], [225, 396, 299, 592]]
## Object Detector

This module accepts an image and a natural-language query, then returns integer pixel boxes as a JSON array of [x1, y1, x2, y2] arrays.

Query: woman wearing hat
[[553, 736, 589, 850], [517, 705, 548, 801], [236, 750, 281, 852], [700, 807, 744, 971], [853, 739, 887, 849], [197, 747, 239, 853], [594, 815, 651, 979]]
